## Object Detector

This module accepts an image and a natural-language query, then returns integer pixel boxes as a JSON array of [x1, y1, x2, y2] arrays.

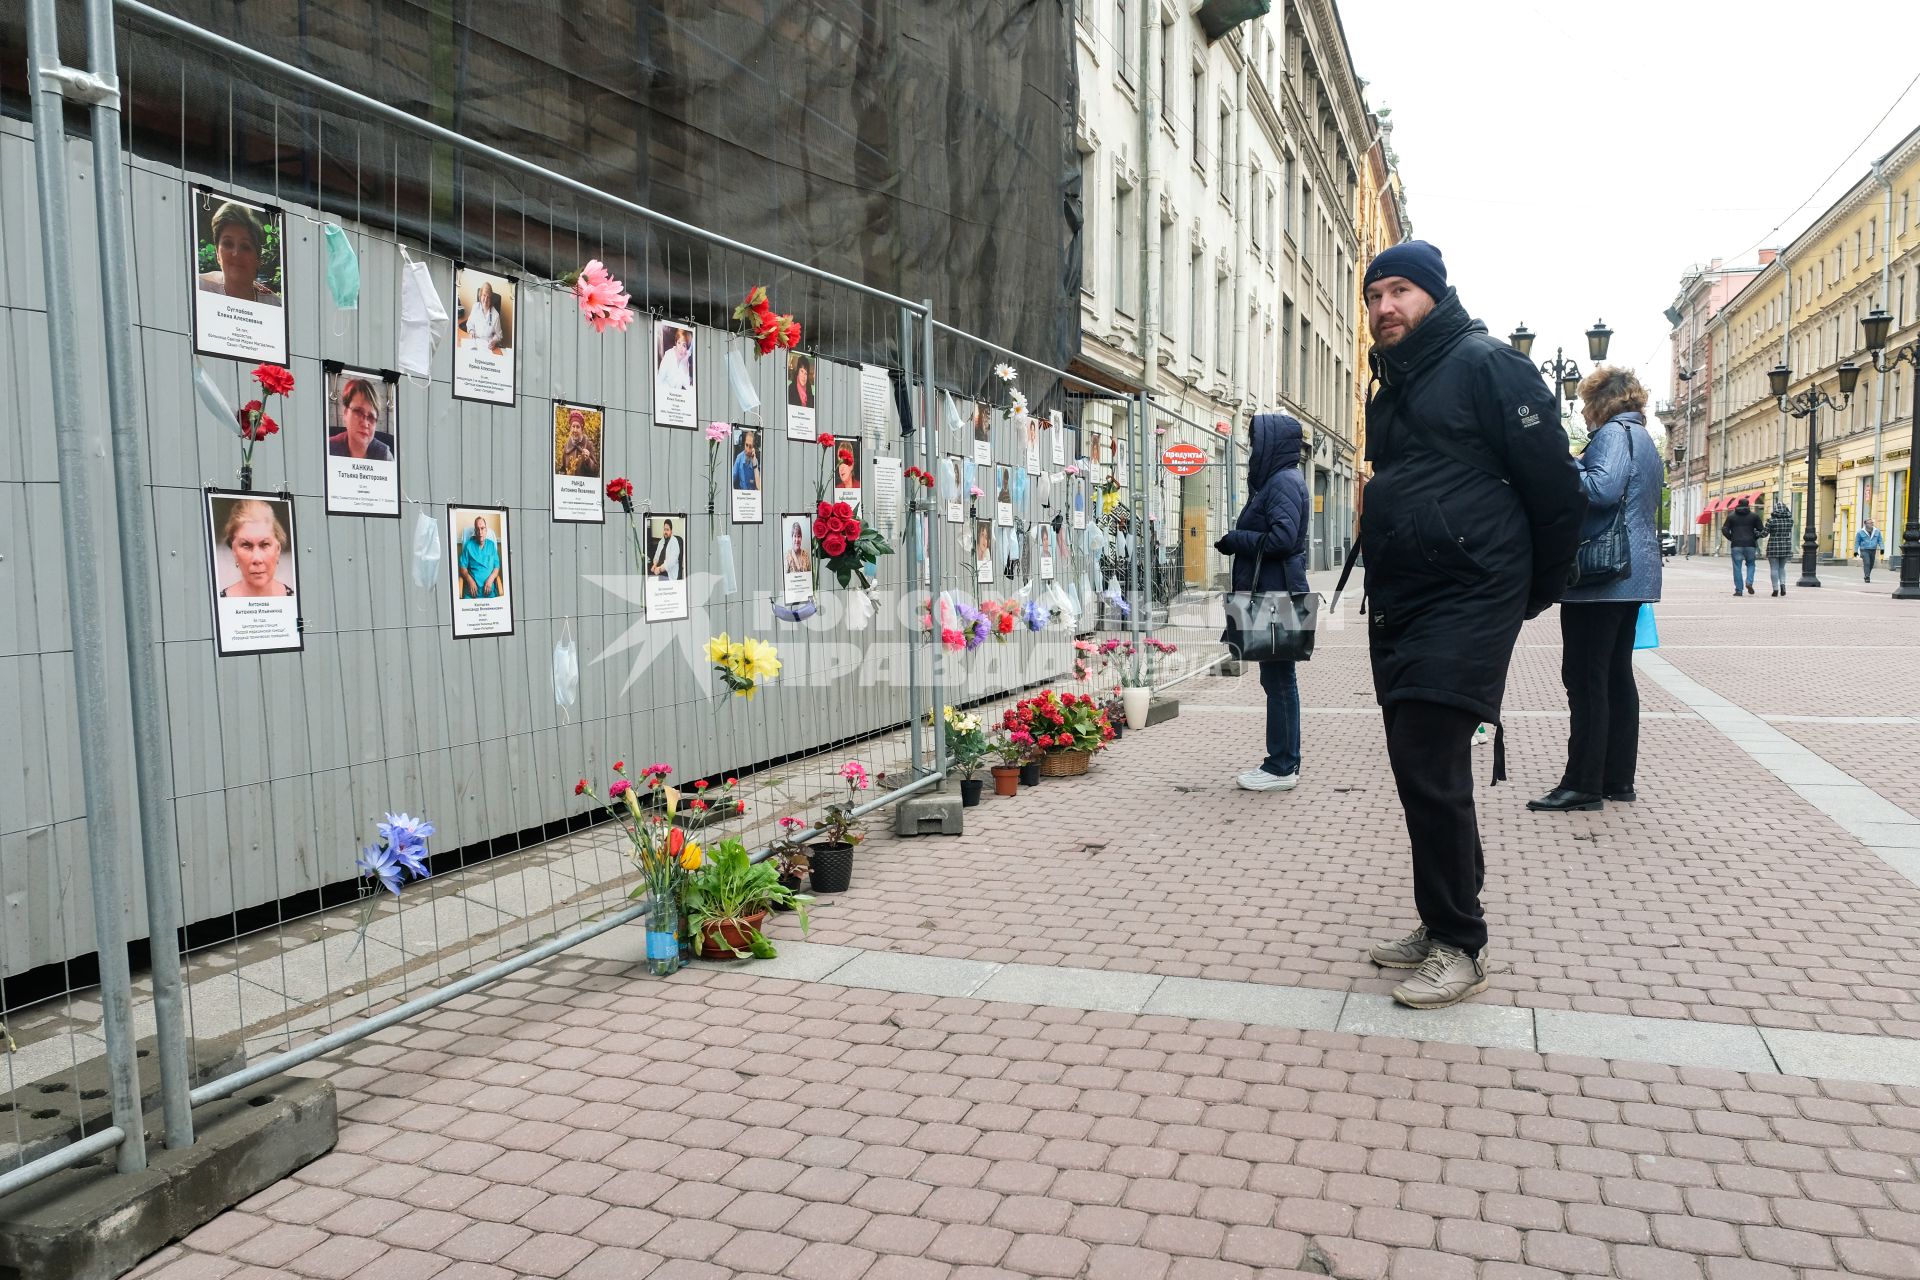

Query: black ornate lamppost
[[1859, 307, 1920, 599], [1508, 319, 1615, 414], [1767, 360, 1862, 589]]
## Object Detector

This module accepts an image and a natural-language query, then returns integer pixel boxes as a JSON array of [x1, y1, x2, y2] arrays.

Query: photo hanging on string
[[451, 266, 517, 405], [645, 512, 691, 620], [971, 401, 993, 467], [189, 185, 288, 365], [973, 519, 995, 587], [780, 513, 815, 605], [322, 363, 400, 518], [204, 489, 302, 657], [833, 436, 863, 512], [450, 505, 514, 638], [731, 425, 765, 524], [654, 320, 697, 428], [551, 401, 606, 524], [786, 351, 817, 441]]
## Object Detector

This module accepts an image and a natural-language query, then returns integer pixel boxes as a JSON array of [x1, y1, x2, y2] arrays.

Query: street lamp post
[[1860, 308, 1920, 599], [1767, 361, 1862, 589], [1508, 319, 1614, 415]]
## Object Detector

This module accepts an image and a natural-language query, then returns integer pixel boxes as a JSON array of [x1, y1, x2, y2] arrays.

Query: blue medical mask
[[323, 224, 360, 310]]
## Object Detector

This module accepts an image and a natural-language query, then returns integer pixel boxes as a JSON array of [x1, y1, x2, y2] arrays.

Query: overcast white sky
[[1339, 0, 1920, 428]]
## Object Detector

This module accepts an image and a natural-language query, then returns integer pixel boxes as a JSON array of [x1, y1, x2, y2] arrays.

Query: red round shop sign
[[1161, 442, 1207, 476]]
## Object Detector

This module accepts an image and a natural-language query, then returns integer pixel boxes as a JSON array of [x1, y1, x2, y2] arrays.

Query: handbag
[[1222, 551, 1318, 662], [1633, 603, 1659, 650], [1568, 422, 1635, 588]]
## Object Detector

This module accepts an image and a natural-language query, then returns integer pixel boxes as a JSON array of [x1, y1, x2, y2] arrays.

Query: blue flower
[[378, 812, 436, 854], [1022, 600, 1046, 631], [356, 842, 406, 896], [389, 839, 431, 880]]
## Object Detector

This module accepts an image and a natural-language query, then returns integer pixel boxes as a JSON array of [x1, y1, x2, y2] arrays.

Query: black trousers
[[1382, 700, 1486, 956], [1558, 601, 1640, 795]]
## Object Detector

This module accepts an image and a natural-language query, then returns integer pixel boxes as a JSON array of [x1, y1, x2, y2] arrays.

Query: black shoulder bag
[[1222, 550, 1319, 663], [1567, 423, 1634, 589]]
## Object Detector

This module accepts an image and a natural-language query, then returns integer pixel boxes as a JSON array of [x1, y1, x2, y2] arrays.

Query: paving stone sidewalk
[[128, 556, 1920, 1278]]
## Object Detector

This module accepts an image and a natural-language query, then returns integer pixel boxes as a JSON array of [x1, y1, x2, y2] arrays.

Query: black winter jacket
[[1219, 413, 1310, 595], [1359, 290, 1587, 723], [1722, 505, 1765, 548]]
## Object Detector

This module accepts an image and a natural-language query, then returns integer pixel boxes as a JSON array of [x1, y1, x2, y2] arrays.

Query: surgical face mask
[[324, 224, 361, 310], [553, 635, 579, 710], [398, 253, 449, 380], [412, 512, 442, 589]]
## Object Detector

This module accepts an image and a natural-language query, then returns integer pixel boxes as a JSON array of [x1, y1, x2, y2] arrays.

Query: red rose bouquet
[[811, 499, 892, 589]]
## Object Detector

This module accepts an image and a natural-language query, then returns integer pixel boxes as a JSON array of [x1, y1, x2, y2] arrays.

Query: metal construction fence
[[0, 0, 1227, 1202]]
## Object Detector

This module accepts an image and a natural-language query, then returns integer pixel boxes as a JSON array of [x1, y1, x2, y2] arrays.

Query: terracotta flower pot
[[989, 765, 1020, 797], [697, 909, 768, 957]]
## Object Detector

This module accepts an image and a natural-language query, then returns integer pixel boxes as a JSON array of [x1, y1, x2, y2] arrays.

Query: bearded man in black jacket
[[1357, 242, 1588, 1009]]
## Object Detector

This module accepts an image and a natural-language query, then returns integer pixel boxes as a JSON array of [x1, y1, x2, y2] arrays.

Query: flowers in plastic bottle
[[704, 421, 731, 514], [236, 363, 293, 488]]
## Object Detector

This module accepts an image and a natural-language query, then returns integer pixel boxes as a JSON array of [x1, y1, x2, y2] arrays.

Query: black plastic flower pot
[[1018, 762, 1040, 787], [958, 778, 984, 807], [809, 842, 855, 893], [771, 872, 805, 911]]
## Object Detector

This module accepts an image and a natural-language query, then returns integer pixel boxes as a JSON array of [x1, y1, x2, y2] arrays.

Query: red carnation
[[573, 779, 588, 795], [613, 760, 626, 772], [689, 799, 708, 811], [251, 363, 295, 396], [837, 447, 853, 465], [822, 533, 849, 558], [757, 330, 780, 355], [817, 433, 836, 448], [605, 477, 633, 503], [783, 319, 802, 348]]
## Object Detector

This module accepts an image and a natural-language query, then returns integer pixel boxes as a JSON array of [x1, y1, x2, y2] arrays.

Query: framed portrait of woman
[[452, 266, 516, 405], [780, 513, 814, 605], [654, 320, 697, 428], [189, 185, 288, 365], [322, 363, 400, 518], [204, 489, 302, 656], [450, 505, 514, 638], [551, 400, 606, 524], [832, 436, 863, 512], [785, 352, 817, 442]]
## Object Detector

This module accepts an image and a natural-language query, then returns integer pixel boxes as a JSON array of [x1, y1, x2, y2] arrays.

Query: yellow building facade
[[1352, 119, 1408, 503], [1708, 125, 1920, 561]]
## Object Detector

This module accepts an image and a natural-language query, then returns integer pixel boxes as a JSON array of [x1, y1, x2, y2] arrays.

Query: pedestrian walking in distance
[[1528, 368, 1663, 814], [1723, 496, 1764, 595], [1857, 517, 1884, 583], [1764, 499, 1794, 596], [1216, 413, 1310, 792], [1357, 241, 1586, 1010]]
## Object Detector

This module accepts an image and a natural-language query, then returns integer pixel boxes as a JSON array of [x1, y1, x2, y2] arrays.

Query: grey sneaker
[[1236, 768, 1298, 792], [1392, 942, 1489, 1009], [1368, 924, 1432, 969]]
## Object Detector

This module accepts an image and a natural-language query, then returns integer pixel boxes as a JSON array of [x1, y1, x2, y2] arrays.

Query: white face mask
[[398, 252, 449, 379], [553, 635, 579, 710], [411, 512, 442, 589]]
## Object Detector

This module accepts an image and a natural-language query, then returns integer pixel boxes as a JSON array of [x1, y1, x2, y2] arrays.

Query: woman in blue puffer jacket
[[1528, 367, 1664, 813]]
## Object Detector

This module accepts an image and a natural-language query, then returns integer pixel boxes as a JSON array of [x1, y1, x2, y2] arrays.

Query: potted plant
[[987, 731, 1026, 797], [942, 706, 990, 806], [1114, 637, 1178, 730], [682, 837, 811, 958], [768, 817, 812, 910], [573, 762, 703, 976], [810, 760, 869, 892], [1002, 690, 1114, 778]]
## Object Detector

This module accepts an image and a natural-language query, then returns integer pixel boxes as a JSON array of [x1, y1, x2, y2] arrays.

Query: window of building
[[1266, 183, 1278, 264], [1216, 266, 1231, 373], [1868, 218, 1876, 259], [1282, 297, 1295, 399], [1191, 64, 1206, 167], [1300, 320, 1313, 408], [1159, 11, 1174, 123], [1115, 0, 1133, 82], [1114, 175, 1135, 315], [1280, 154, 1294, 242], [1159, 221, 1175, 337], [1250, 161, 1264, 251], [1189, 247, 1205, 353]]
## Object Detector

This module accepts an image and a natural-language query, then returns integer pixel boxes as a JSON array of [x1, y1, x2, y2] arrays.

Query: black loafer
[[1526, 788, 1604, 812], [1604, 788, 1636, 802]]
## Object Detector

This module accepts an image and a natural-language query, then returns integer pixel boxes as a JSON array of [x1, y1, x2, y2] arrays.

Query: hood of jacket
[[1247, 413, 1303, 491], [1368, 288, 1481, 386]]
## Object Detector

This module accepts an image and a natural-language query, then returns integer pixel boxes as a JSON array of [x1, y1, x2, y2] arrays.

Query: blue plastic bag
[[1633, 603, 1659, 650]]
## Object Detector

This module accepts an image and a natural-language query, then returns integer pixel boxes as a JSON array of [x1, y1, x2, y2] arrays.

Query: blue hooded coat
[[1218, 413, 1310, 595]]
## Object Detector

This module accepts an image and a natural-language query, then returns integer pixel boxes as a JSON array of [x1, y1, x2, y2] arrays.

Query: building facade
[[1696, 125, 1920, 565], [1071, 0, 1377, 584], [1664, 258, 1762, 554], [1354, 111, 1409, 516]]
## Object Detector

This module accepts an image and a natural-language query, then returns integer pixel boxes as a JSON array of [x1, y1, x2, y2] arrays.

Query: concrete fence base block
[[1214, 659, 1246, 678], [0, 1076, 337, 1280], [893, 793, 964, 838], [1144, 697, 1181, 727]]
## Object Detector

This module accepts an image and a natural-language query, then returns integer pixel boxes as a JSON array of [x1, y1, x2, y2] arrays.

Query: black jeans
[[1559, 601, 1641, 795], [1382, 700, 1486, 956]]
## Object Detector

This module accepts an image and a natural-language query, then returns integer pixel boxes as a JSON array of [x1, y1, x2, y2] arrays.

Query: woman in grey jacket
[[1528, 368, 1664, 813], [1764, 500, 1795, 595]]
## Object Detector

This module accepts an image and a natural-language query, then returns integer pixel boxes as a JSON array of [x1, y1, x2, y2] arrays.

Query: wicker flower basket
[[1036, 749, 1092, 778]]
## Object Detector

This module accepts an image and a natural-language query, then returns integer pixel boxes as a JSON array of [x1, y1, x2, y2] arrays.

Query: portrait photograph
[[1050, 409, 1068, 467], [832, 435, 863, 512], [1073, 472, 1090, 530], [973, 519, 994, 586], [645, 512, 690, 620], [654, 319, 697, 428], [322, 363, 399, 518], [1023, 411, 1041, 476], [205, 490, 301, 656], [785, 351, 817, 442], [551, 400, 606, 524], [451, 505, 514, 638], [189, 185, 287, 365], [731, 426, 764, 524], [994, 464, 1014, 528], [971, 401, 993, 467], [942, 455, 964, 525], [452, 266, 516, 405], [781, 513, 815, 605]]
